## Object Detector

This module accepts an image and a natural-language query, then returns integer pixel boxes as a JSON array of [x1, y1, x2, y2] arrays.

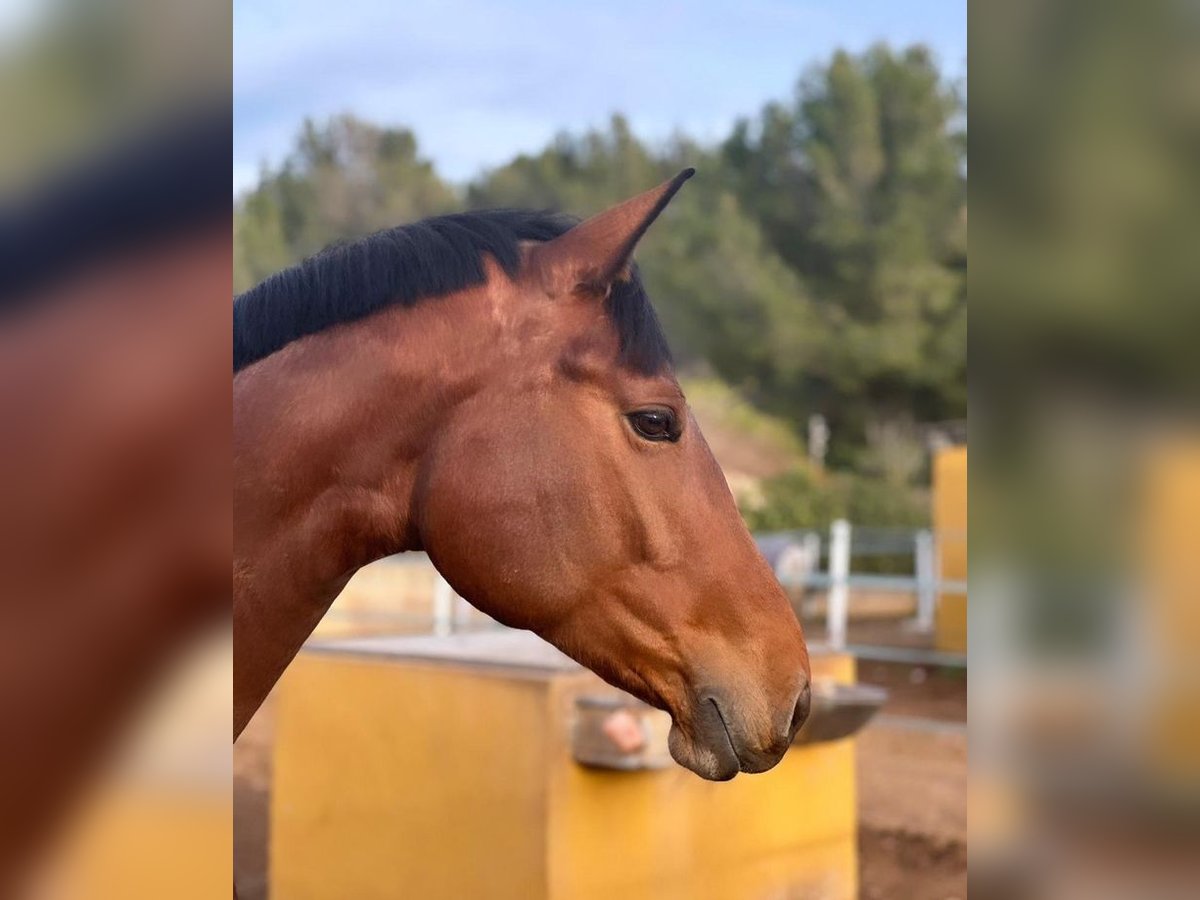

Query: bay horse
[[233, 170, 811, 781]]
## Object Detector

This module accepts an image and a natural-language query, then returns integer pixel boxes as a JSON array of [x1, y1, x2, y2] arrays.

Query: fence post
[[827, 519, 851, 649], [433, 573, 455, 637], [914, 529, 936, 632]]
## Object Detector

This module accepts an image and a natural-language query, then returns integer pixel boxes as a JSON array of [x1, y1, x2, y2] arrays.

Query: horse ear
[[531, 168, 694, 296]]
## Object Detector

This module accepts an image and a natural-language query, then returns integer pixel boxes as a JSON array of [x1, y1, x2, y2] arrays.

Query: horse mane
[[233, 209, 673, 375]]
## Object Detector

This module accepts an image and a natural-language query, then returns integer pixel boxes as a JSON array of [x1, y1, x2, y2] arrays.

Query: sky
[[234, 0, 966, 195]]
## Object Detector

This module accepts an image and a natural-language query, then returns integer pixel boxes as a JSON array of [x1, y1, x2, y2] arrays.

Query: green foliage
[[721, 45, 966, 461], [466, 114, 670, 212], [740, 469, 842, 533], [741, 467, 930, 533], [234, 115, 458, 292], [840, 473, 931, 530]]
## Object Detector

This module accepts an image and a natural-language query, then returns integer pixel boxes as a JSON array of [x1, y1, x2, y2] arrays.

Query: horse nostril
[[790, 681, 812, 738]]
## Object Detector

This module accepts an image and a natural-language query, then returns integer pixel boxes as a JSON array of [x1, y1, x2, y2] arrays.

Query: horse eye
[[628, 409, 678, 442]]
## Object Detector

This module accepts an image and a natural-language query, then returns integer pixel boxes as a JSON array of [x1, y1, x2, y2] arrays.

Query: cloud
[[234, 0, 965, 189]]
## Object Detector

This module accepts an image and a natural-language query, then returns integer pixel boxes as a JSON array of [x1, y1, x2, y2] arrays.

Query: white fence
[[756, 521, 968, 652]]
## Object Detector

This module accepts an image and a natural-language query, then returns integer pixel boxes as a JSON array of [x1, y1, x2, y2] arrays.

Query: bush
[[742, 467, 929, 532], [739, 468, 926, 573], [841, 475, 930, 530], [740, 468, 842, 532], [741, 468, 930, 574]]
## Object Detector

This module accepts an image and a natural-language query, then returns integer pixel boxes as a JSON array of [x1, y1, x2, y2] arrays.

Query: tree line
[[235, 44, 965, 502]]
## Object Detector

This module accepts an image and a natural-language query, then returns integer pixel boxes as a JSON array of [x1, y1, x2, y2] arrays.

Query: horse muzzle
[[667, 680, 812, 781]]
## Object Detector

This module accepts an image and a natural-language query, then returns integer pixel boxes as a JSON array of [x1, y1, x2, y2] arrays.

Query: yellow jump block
[[934, 446, 968, 654], [271, 632, 859, 900]]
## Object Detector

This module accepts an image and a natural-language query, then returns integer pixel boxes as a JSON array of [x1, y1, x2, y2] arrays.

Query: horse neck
[[233, 284, 500, 735]]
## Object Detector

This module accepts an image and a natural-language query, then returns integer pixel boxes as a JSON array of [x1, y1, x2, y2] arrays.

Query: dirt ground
[[855, 660, 967, 899], [855, 658, 967, 722], [235, 657, 967, 900], [858, 828, 967, 900]]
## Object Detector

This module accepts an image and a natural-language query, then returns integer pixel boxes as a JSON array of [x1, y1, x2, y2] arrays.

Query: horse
[[233, 170, 811, 781]]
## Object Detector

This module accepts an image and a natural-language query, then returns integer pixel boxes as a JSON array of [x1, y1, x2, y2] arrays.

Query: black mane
[[233, 209, 672, 375]]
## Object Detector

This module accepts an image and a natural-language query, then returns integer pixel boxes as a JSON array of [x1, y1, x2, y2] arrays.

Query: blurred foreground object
[[0, 105, 231, 892], [973, 0, 1200, 895], [24, 629, 232, 900], [0, 0, 230, 190]]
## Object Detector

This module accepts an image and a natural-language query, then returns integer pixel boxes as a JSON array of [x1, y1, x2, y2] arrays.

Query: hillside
[[681, 378, 806, 499]]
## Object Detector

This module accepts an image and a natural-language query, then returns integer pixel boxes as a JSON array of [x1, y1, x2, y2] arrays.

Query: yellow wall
[[44, 788, 231, 900], [933, 446, 968, 653], [271, 657, 552, 900], [1140, 440, 1200, 785], [271, 650, 859, 900]]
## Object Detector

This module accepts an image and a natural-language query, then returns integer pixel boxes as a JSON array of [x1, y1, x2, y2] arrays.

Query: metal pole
[[914, 529, 936, 632], [827, 519, 851, 649]]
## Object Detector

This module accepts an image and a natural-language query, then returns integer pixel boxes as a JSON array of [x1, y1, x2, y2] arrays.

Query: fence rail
[[756, 520, 967, 652]]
